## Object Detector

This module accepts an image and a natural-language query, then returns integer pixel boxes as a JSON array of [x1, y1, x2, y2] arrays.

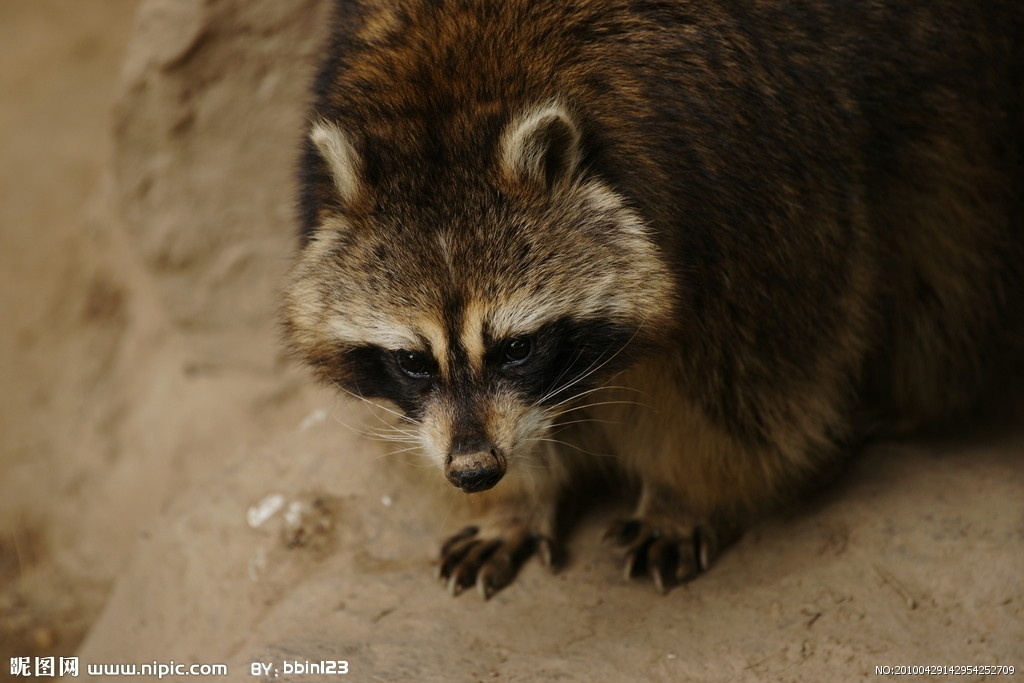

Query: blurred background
[[0, 0, 334, 662], [1, 0, 140, 657]]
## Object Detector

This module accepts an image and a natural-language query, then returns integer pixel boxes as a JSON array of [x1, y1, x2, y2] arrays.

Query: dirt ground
[[1, 2, 1021, 681]]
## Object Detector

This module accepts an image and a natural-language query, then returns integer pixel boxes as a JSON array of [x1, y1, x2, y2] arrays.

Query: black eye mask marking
[[332, 345, 438, 418], [333, 320, 641, 420], [490, 319, 638, 405]]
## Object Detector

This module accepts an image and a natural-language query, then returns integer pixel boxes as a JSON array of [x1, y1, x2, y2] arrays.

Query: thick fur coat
[[283, 0, 1024, 596]]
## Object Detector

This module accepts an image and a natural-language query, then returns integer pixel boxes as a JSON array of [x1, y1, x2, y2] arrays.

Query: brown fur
[[283, 0, 1024, 596]]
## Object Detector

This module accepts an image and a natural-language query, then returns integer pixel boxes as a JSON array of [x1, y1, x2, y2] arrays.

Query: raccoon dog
[[282, 0, 1024, 597]]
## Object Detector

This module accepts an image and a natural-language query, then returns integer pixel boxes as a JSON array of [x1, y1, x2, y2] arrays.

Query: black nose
[[445, 449, 506, 493], [447, 464, 504, 493]]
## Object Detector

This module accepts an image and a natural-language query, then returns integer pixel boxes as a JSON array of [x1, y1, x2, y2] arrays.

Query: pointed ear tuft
[[309, 119, 363, 206], [500, 102, 582, 191]]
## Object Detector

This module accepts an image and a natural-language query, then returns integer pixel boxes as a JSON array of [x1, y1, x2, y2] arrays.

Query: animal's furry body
[[283, 0, 1024, 596]]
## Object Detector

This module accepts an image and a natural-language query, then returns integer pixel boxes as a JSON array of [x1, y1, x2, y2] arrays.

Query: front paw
[[603, 518, 719, 594], [437, 524, 554, 599]]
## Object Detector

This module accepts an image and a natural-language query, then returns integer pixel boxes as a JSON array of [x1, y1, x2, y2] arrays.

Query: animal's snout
[[445, 449, 506, 493]]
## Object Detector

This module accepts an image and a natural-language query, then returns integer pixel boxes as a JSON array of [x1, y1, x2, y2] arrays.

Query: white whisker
[[534, 316, 653, 408], [547, 398, 658, 417], [328, 377, 418, 426], [525, 436, 617, 459], [372, 445, 427, 461], [543, 382, 645, 412]]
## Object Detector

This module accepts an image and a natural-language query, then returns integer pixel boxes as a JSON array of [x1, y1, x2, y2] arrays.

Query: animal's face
[[284, 104, 676, 492]]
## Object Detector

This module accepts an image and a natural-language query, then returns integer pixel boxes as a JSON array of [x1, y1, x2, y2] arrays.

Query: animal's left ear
[[309, 118, 363, 208], [499, 101, 582, 191]]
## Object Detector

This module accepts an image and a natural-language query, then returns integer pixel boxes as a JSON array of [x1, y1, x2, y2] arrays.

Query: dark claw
[[646, 536, 680, 594], [436, 527, 481, 581], [536, 536, 555, 569], [475, 543, 518, 599], [695, 525, 717, 572], [447, 539, 501, 596], [624, 528, 657, 579]]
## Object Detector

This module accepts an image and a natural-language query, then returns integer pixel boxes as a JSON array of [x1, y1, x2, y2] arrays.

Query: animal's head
[[283, 102, 676, 492]]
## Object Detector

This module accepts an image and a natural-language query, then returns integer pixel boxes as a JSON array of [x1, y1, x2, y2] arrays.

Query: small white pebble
[[666, 654, 678, 660], [381, 495, 394, 507], [247, 494, 285, 528]]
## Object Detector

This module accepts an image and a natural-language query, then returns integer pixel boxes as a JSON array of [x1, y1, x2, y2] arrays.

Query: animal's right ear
[[500, 102, 582, 191], [309, 119, 363, 208]]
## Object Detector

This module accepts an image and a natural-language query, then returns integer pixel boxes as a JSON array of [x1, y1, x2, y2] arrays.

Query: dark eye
[[502, 337, 533, 365], [395, 349, 433, 378]]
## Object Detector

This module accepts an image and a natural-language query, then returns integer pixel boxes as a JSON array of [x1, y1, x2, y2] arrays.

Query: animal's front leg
[[437, 470, 559, 599], [605, 482, 736, 593]]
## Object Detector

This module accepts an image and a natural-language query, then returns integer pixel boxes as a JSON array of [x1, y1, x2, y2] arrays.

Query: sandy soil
[[0, 0, 140, 659], [1, 1, 1021, 681]]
